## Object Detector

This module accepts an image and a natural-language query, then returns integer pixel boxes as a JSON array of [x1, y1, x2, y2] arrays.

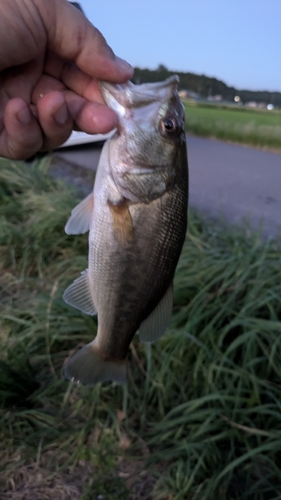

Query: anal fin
[[63, 269, 97, 315], [65, 192, 93, 235], [139, 282, 173, 343]]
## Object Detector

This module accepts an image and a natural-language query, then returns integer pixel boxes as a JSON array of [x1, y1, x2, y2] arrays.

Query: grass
[[1, 156, 281, 499], [184, 102, 281, 150]]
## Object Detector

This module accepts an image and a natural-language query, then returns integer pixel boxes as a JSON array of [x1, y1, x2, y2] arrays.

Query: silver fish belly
[[63, 76, 188, 385]]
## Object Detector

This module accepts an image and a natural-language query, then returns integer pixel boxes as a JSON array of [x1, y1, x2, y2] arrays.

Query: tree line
[[132, 65, 281, 106]]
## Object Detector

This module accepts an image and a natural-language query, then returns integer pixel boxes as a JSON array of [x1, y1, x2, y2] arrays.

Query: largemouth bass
[[63, 75, 188, 385]]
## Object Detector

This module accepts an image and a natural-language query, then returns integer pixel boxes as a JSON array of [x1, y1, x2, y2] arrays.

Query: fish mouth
[[115, 159, 158, 175], [108, 139, 163, 175], [100, 76, 179, 114], [107, 148, 153, 185], [118, 157, 169, 175], [123, 163, 173, 178], [129, 165, 156, 174]]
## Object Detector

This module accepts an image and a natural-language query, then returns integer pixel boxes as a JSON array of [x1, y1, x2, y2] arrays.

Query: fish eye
[[160, 117, 179, 137]]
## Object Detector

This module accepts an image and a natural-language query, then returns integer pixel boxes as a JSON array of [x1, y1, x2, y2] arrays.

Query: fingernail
[[17, 106, 32, 124], [54, 104, 68, 125], [115, 56, 133, 74]]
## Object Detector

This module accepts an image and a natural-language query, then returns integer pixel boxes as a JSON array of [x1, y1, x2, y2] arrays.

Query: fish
[[63, 75, 188, 385]]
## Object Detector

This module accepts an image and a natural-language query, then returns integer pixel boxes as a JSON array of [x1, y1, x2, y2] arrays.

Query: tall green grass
[[1, 157, 281, 499], [184, 102, 281, 150]]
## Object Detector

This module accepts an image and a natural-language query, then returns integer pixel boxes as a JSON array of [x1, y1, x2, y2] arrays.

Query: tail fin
[[64, 339, 127, 386]]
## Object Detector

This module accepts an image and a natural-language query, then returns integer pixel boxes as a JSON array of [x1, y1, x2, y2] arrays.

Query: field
[[1, 157, 281, 499], [184, 102, 281, 151]]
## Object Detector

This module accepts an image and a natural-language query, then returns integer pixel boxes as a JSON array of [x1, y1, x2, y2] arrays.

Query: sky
[[78, 0, 281, 93]]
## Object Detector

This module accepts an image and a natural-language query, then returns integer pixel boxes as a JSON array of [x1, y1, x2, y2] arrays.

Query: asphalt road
[[187, 136, 281, 239], [54, 134, 281, 239]]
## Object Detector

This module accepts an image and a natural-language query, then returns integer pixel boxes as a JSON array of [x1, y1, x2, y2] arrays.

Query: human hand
[[0, 0, 133, 159]]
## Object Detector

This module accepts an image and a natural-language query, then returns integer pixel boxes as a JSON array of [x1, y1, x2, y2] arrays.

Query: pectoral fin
[[139, 282, 173, 343], [65, 193, 93, 235], [108, 199, 134, 245], [63, 269, 97, 315]]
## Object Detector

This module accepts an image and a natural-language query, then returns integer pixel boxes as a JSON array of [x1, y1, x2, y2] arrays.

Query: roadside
[[52, 134, 281, 239], [1, 157, 281, 499], [184, 102, 281, 151], [187, 131, 281, 155]]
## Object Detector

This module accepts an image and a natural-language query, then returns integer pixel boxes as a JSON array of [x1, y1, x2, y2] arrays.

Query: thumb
[[40, 0, 133, 82]]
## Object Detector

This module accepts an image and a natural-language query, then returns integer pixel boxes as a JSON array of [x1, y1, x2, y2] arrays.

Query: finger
[[63, 90, 119, 134], [32, 70, 104, 105], [0, 98, 43, 159], [41, 0, 133, 82], [36, 91, 73, 150], [1, 57, 45, 103], [32, 79, 118, 135]]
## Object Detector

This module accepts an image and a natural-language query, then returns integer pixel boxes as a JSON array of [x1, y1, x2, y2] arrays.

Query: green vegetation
[[133, 66, 281, 149], [1, 158, 281, 499], [133, 65, 281, 107], [184, 102, 281, 150]]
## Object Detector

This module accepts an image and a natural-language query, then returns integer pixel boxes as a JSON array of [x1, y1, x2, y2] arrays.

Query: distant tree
[[132, 67, 281, 106], [157, 64, 169, 73]]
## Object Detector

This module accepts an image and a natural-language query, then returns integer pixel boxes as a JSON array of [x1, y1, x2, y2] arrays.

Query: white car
[[59, 130, 115, 148]]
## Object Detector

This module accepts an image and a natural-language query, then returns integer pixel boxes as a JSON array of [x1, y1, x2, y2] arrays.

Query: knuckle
[[8, 132, 43, 159]]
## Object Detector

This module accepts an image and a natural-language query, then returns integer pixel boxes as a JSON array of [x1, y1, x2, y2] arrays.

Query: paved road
[[54, 135, 281, 239], [187, 136, 281, 239]]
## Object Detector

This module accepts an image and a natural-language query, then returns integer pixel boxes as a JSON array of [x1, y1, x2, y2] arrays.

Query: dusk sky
[[79, 0, 280, 93]]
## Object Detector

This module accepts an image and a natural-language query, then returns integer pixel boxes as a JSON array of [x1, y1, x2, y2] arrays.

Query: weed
[[184, 102, 281, 150], [0, 157, 281, 499]]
